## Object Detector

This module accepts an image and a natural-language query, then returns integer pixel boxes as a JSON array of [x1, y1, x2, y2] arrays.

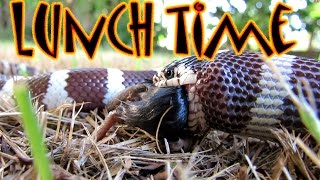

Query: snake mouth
[[114, 83, 190, 140], [153, 71, 197, 87], [152, 64, 208, 133], [153, 74, 209, 134]]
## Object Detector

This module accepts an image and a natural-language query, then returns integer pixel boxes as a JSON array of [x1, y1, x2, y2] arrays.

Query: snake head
[[153, 56, 199, 87]]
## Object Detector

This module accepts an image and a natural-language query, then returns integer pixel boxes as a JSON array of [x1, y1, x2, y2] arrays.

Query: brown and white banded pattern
[[0, 67, 155, 111], [1, 51, 320, 139], [154, 51, 320, 138]]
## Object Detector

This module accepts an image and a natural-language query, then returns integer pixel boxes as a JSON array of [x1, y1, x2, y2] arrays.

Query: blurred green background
[[0, 0, 319, 65]]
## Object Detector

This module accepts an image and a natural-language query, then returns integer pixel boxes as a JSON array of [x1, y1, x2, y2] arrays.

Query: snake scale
[[0, 51, 319, 140]]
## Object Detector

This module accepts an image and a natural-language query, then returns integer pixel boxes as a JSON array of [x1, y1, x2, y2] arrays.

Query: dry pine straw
[[0, 49, 319, 179], [0, 103, 319, 180]]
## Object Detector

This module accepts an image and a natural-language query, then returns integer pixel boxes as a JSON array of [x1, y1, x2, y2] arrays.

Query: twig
[[156, 106, 173, 154]]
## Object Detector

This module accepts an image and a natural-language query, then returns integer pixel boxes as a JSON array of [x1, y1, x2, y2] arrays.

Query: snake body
[[0, 51, 319, 139], [153, 51, 320, 138], [0, 67, 155, 111]]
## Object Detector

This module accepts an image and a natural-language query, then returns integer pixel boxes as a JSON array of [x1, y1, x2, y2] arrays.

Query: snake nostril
[[160, 72, 166, 80], [153, 76, 156, 83]]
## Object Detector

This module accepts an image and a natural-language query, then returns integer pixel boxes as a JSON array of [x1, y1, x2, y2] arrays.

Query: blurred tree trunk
[[0, 0, 9, 29]]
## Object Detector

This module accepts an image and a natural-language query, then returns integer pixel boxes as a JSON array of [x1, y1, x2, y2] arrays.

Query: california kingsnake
[[0, 65, 155, 111], [153, 51, 320, 138], [0, 51, 319, 140]]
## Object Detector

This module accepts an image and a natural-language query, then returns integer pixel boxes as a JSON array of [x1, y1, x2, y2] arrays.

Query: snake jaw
[[153, 64, 207, 133], [153, 73, 197, 87], [153, 66, 197, 87], [178, 71, 197, 85]]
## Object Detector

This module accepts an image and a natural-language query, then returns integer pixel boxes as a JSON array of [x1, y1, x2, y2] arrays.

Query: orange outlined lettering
[[32, 2, 62, 60], [106, 3, 134, 56], [166, 5, 190, 56], [128, 1, 154, 57], [204, 13, 274, 59], [64, 8, 106, 60], [9, 1, 298, 60], [168, 1, 296, 59], [191, 2, 205, 58], [10, 1, 34, 58], [270, 2, 297, 55]]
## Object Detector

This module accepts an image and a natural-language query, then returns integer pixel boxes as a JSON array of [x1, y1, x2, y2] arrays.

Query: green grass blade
[[298, 103, 320, 143], [14, 84, 53, 180], [263, 57, 320, 143]]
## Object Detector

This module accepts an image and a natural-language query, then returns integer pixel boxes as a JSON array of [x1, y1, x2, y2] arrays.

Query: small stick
[[96, 111, 121, 141], [96, 84, 150, 141], [105, 84, 148, 111]]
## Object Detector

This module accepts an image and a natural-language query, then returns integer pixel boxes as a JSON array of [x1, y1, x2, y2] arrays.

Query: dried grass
[[1, 95, 319, 179], [0, 46, 319, 179]]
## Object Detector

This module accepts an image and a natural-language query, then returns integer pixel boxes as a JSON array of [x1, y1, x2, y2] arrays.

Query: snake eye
[[164, 69, 174, 79]]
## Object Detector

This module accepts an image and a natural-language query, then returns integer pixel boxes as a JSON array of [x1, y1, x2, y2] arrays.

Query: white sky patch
[[286, 0, 307, 11], [290, 14, 302, 30], [230, 0, 247, 13], [285, 30, 310, 51]]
